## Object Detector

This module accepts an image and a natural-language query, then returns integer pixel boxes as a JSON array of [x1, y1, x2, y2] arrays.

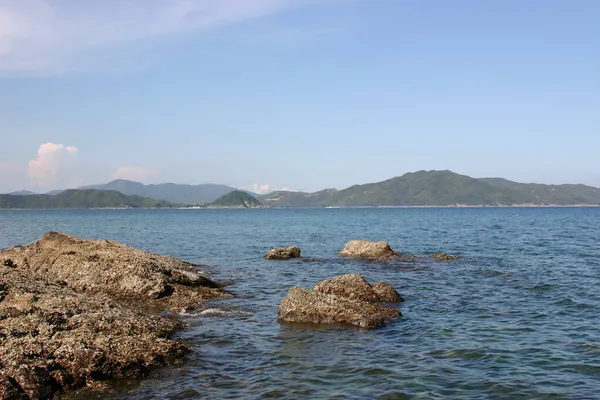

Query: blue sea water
[[1, 208, 599, 399]]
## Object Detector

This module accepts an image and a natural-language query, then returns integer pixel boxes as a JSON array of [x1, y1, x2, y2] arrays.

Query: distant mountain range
[[77, 180, 241, 204], [3, 171, 600, 209], [0, 189, 174, 209], [9, 180, 241, 203], [258, 170, 600, 207]]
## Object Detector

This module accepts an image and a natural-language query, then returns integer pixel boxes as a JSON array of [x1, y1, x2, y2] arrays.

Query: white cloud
[[245, 183, 271, 194], [243, 183, 297, 194], [113, 166, 154, 182], [0, 0, 306, 74], [27, 142, 78, 189]]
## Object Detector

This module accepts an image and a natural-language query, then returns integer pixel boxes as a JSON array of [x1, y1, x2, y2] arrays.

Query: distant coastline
[[3, 204, 599, 211], [4, 170, 600, 209]]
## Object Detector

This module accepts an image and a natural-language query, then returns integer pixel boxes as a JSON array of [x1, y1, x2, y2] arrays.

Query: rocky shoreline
[[0, 233, 228, 399], [1, 235, 458, 399]]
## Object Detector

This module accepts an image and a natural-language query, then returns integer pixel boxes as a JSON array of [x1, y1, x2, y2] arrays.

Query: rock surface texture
[[372, 282, 404, 302], [278, 274, 402, 329], [0, 232, 228, 399], [264, 246, 301, 260], [338, 240, 400, 260], [314, 274, 380, 302]]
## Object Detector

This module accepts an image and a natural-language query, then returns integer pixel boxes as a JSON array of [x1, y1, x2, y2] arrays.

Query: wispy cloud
[[113, 166, 155, 183], [0, 0, 308, 74], [27, 142, 79, 189]]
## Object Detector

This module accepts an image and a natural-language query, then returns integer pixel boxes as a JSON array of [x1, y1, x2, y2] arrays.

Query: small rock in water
[[278, 288, 400, 330], [264, 246, 301, 260], [432, 253, 461, 261], [339, 240, 400, 260]]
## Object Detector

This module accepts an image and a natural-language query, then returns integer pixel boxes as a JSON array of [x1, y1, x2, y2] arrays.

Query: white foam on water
[[177, 308, 253, 317], [199, 308, 254, 317]]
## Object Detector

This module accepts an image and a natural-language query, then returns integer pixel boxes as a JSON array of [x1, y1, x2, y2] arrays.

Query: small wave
[[529, 283, 557, 291], [199, 308, 254, 317], [552, 297, 595, 309], [424, 348, 487, 360], [579, 343, 600, 354], [177, 308, 254, 318]]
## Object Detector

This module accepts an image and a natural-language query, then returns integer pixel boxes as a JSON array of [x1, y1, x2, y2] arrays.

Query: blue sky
[[0, 0, 599, 193]]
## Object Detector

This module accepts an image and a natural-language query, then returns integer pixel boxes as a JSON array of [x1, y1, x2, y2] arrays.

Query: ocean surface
[[1, 208, 599, 399]]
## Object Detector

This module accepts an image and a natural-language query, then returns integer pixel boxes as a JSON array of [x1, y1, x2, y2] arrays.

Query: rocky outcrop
[[432, 253, 461, 261], [338, 240, 400, 260], [264, 246, 301, 260], [278, 274, 402, 329], [1, 232, 225, 311], [0, 232, 229, 399], [372, 282, 403, 302]]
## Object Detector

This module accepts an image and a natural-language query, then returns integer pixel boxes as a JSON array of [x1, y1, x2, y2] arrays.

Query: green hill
[[259, 189, 338, 208], [326, 170, 514, 206], [0, 189, 175, 209], [258, 171, 600, 207], [208, 191, 264, 208], [480, 178, 600, 205]]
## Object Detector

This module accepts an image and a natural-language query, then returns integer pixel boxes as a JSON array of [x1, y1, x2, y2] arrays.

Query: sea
[[1, 208, 599, 399]]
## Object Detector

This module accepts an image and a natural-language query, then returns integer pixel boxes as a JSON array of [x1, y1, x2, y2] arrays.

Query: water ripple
[[2, 208, 600, 399]]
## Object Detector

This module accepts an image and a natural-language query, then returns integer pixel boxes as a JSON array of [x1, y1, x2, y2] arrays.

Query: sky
[[0, 0, 599, 194]]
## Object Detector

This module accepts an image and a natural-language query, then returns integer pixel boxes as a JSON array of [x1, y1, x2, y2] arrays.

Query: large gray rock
[[264, 246, 301, 260], [277, 288, 400, 330], [338, 240, 400, 260], [1, 232, 225, 310], [0, 232, 229, 399], [0, 261, 187, 399]]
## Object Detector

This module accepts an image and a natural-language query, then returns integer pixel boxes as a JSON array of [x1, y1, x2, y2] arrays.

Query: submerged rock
[[278, 274, 402, 329], [264, 246, 301, 260], [338, 240, 400, 260], [432, 253, 461, 261], [0, 232, 229, 399]]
